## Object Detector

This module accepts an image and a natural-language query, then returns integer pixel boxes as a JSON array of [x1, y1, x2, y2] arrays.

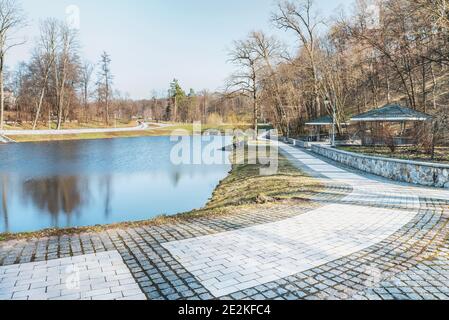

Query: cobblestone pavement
[[0, 141, 448, 300]]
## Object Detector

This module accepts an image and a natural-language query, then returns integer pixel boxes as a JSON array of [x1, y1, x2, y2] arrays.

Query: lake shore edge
[[0, 151, 323, 242], [3, 123, 251, 143]]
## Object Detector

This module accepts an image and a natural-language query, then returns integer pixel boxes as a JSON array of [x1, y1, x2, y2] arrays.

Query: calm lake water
[[0, 136, 232, 233]]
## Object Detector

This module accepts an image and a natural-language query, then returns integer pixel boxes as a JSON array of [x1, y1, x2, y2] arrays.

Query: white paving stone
[[0, 250, 145, 301], [162, 142, 447, 298], [163, 204, 416, 297]]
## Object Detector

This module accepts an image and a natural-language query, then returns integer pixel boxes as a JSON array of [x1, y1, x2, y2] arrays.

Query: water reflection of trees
[[171, 171, 181, 187], [99, 176, 112, 218], [23, 176, 88, 226], [20, 175, 115, 227], [1, 174, 114, 231], [1, 176, 9, 232]]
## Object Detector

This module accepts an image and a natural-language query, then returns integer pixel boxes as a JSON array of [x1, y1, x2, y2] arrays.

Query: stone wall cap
[[313, 144, 449, 169]]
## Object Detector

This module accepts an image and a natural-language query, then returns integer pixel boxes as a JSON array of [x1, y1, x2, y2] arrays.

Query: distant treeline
[[2, 0, 449, 148]]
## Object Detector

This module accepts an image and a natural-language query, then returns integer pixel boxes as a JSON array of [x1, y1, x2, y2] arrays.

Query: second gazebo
[[350, 104, 432, 146]]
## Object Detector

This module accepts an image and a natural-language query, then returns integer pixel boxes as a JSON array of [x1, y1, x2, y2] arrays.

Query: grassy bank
[[5, 120, 138, 131], [7, 123, 252, 143], [338, 146, 449, 164], [0, 148, 323, 242]]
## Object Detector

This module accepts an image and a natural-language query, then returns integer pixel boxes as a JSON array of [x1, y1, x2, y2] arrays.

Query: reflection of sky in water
[[0, 136, 232, 233]]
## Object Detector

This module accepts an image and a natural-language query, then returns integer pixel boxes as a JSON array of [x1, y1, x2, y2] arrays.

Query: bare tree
[[55, 22, 79, 129], [80, 60, 94, 123], [249, 31, 288, 134], [272, 0, 323, 118], [199, 89, 209, 123], [32, 19, 58, 130], [227, 36, 261, 134], [0, 0, 25, 131], [97, 51, 113, 125]]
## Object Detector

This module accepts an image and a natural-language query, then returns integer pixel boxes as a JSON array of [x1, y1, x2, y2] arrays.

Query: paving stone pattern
[[0, 251, 146, 300], [0, 141, 448, 300]]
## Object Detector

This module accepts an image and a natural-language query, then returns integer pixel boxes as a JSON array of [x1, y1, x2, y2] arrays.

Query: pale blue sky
[[10, 0, 350, 99]]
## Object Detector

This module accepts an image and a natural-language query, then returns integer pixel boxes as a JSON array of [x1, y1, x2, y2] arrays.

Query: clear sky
[[9, 0, 350, 99]]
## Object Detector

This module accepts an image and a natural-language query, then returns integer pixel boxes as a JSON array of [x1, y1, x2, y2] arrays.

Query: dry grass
[[7, 123, 252, 143], [206, 150, 323, 209], [0, 149, 322, 242], [8, 130, 168, 143], [5, 120, 137, 131]]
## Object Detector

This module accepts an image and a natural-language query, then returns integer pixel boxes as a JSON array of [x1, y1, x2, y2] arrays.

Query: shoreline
[[2, 123, 251, 143], [0, 150, 322, 242]]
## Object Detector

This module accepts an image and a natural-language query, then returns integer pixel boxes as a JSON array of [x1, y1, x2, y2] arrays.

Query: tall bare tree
[[272, 0, 323, 118], [97, 51, 112, 125], [80, 60, 93, 123], [227, 36, 262, 134], [55, 22, 79, 129], [32, 19, 58, 130], [0, 0, 25, 131], [250, 31, 288, 134]]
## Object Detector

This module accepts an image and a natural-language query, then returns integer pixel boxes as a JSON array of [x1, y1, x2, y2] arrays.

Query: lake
[[0, 136, 232, 233]]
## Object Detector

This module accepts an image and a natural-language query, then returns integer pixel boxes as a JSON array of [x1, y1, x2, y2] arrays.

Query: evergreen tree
[[168, 79, 185, 121]]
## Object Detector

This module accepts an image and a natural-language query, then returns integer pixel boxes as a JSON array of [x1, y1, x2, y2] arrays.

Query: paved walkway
[[1, 141, 448, 300]]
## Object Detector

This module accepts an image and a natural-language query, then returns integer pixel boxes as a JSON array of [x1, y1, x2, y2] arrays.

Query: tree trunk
[[105, 84, 110, 125], [33, 66, 52, 130], [253, 89, 258, 138], [430, 62, 437, 110], [386, 75, 391, 104], [312, 63, 321, 118], [57, 63, 68, 130], [173, 96, 177, 122], [0, 65, 4, 132], [420, 58, 426, 112], [54, 58, 60, 128], [33, 87, 47, 130]]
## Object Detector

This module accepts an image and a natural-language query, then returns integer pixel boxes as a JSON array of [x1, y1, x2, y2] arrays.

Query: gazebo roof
[[351, 104, 432, 122], [305, 115, 333, 126]]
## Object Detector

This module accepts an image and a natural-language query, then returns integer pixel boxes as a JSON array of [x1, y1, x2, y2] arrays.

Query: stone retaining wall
[[311, 144, 449, 189]]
